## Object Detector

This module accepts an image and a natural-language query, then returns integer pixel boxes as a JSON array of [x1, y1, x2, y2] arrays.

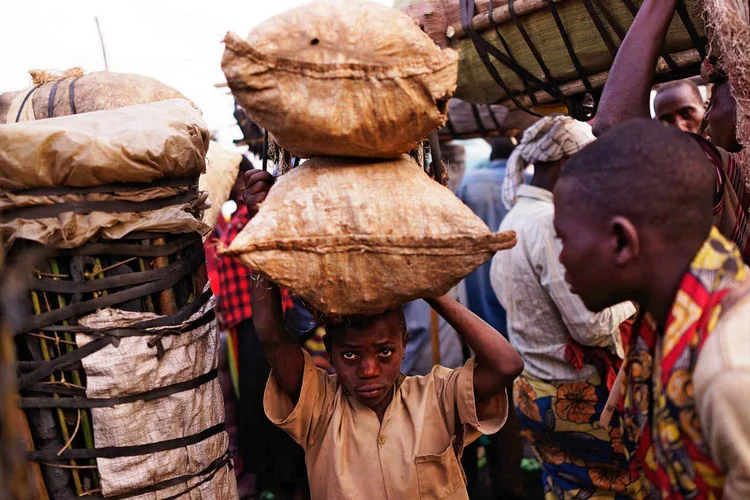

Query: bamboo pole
[[152, 238, 177, 316], [447, 0, 565, 40], [32, 290, 85, 496]]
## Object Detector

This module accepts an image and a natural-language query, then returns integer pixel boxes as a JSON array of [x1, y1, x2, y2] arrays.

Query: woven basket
[[396, 0, 706, 117]]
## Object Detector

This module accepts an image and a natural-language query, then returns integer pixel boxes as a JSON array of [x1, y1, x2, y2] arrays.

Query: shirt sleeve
[[431, 357, 508, 440], [694, 297, 750, 500], [263, 350, 337, 451], [696, 371, 750, 500], [541, 229, 635, 348]]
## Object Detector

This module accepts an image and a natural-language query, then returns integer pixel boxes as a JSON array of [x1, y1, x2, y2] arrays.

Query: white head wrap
[[501, 115, 596, 209]]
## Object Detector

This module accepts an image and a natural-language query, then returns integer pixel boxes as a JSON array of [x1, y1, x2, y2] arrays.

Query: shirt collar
[[516, 184, 553, 204]]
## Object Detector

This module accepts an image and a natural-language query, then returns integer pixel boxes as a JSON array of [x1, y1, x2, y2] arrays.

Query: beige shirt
[[694, 287, 750, 500], [264, 351, 508, 500], [491, 185, 634, 382]]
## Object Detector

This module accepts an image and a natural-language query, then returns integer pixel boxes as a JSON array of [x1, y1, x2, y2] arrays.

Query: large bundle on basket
[[2, 100, 238, 499], [395, 0, 707, 117]]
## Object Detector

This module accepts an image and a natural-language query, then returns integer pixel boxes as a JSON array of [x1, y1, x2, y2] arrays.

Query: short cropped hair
[[655, 79, 703, 106], [323, 307, 408, 352], [558, 119, 715, 242]]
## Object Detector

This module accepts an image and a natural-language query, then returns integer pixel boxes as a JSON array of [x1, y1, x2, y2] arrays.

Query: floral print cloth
[[514, 372, 642, 499]]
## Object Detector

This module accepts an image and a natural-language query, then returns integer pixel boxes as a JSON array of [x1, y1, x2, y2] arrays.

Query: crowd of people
[[205, 0, 749, 499]]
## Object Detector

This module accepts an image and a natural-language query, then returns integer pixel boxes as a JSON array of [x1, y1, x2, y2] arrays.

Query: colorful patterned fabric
[[622, 228, 749, 499], [514, 373, 642, 500]]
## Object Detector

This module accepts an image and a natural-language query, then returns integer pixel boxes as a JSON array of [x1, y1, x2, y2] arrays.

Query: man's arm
[[543, 234, 635, 348], [593, 0, 679, 137], [243, 167, 305, 400], [425, 295, 524, 403]]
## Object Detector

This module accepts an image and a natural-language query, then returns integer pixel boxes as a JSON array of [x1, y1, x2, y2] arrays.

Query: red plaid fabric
[[209, 204, 254, 330]]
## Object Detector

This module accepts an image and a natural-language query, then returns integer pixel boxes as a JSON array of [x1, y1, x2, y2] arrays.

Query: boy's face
[[327, 310, 407, 412]]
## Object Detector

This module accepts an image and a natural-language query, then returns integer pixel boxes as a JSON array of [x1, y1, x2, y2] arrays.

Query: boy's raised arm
[[243, 168, 305, 401], [425, 295, 524, 405], [250, 275, 306, 401], [593, 0, 679, 137]]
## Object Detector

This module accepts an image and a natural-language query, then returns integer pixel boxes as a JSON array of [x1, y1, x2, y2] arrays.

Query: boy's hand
[[242, 169, 275, 217]]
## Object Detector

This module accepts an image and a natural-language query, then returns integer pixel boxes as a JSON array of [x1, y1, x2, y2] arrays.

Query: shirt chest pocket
[[414, 441, 468, 499]]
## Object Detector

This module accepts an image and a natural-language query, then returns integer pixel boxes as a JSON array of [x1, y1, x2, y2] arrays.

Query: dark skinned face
[[654, 86, 705, 134], [327, 311, 406, 415], [553, 179, 625, 313], [707, 82, 741, 153]]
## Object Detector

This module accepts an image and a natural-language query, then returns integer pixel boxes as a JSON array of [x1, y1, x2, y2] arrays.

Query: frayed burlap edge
[[704, 0, 750, 191]]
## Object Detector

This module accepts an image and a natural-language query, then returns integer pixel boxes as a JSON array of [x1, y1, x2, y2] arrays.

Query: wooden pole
[[94, 17, 109, 71], [430, 308, 441, 367], [447, 0, 565, 40]]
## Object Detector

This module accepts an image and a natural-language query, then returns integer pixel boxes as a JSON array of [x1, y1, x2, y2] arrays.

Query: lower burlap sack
[[223, 155, 516, 315]]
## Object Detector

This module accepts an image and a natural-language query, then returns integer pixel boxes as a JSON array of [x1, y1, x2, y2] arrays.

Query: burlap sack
[[76, 294, 237, 499], [221, 0, 459, 159], [0, 99, 209, 191], [0, 70, 189, 123], [200, 141, 243, 229], [223, 155, 516, 315]]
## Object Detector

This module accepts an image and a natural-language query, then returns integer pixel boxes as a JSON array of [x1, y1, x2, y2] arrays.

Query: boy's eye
[[379, 348, 394, 357], [342, 352, 358, 360]]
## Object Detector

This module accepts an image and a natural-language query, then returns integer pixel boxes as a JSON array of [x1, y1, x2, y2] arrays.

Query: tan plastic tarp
[[224, 155, 516, 315], [76, 293, 237, 499], [222, 0, 458, 159], [1, 196, 211, 250], [200, 142, 243, 229], [0, 99, 209, 191]]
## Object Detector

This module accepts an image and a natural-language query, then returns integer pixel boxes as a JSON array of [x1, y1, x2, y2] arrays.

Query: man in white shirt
[[491, 116, 640, 499]]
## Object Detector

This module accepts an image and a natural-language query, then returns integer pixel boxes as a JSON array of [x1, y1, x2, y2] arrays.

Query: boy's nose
[[359, 357, 380, 378]]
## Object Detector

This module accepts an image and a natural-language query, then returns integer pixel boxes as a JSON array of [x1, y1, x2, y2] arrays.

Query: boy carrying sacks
[[243, 169, 524, 500]]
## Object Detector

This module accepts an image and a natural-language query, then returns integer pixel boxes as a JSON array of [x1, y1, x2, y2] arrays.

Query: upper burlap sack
[[0, 99, 209, 191], [221, 0, 459, 159], [223, 155, 516, 315], [0, 70, 190, 123]]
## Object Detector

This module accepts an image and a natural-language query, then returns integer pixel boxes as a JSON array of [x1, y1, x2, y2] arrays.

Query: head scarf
[[501, 115, 595, 209]]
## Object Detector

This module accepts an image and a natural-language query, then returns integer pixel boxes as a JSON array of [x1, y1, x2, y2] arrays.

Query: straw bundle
[[704, 0, 750, 190]]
